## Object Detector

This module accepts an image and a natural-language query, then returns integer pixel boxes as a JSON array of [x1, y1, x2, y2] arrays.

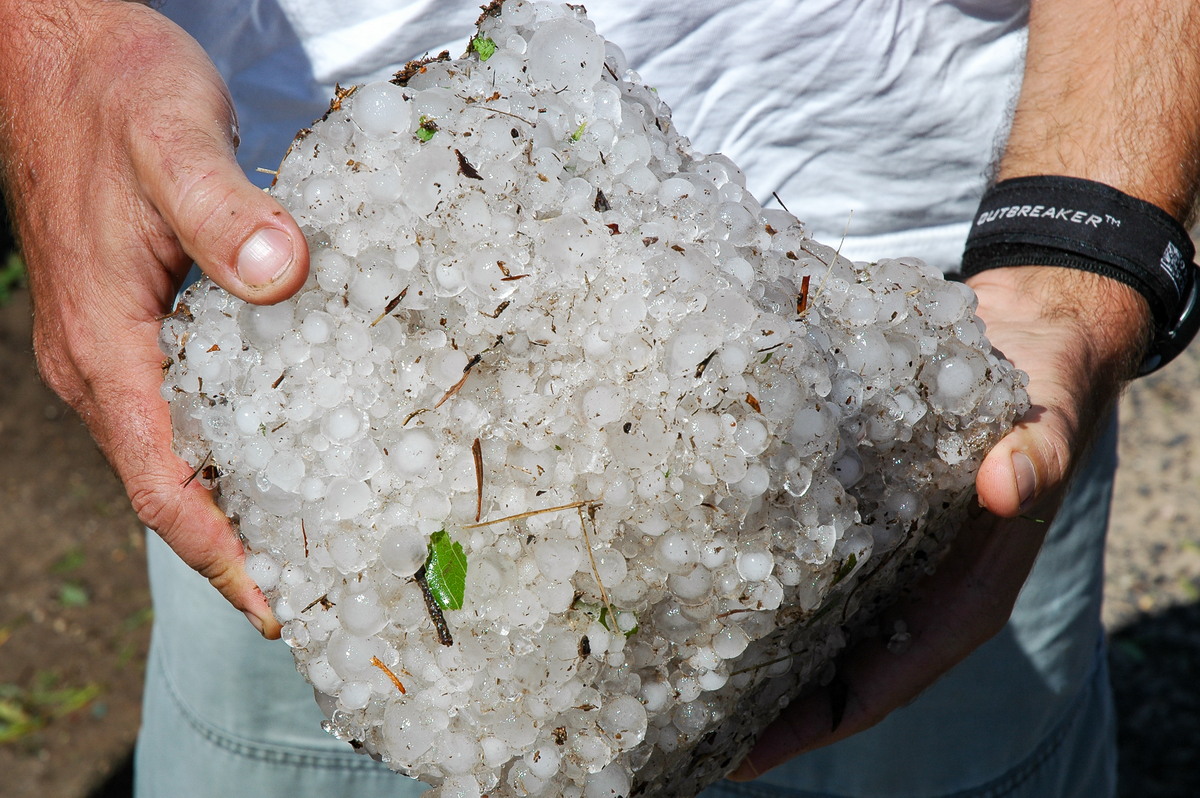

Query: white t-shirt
[[162, 0, 1028, 270]]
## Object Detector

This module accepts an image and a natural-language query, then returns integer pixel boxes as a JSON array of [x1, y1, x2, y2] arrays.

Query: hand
[[0, 1, 310, 637], [730, 265, 1149, 778]]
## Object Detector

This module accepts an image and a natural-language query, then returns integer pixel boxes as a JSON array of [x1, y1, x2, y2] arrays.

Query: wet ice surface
[[160, 2, 1027, 796]]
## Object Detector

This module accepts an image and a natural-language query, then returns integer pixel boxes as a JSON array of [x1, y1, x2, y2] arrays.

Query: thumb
[[132, 91, 309, 304], [975, 406, 1072, 518]]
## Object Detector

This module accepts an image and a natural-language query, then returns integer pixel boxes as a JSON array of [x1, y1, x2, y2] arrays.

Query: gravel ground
[[1105, 341, 1200, 798], [1, 276, 1198, 797]]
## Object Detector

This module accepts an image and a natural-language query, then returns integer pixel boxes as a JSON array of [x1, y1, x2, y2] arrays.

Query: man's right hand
[[0, 0, 311, 637]]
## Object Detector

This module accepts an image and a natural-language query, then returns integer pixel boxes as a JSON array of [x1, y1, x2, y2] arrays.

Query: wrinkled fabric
[[162, 0, 1027, 268]]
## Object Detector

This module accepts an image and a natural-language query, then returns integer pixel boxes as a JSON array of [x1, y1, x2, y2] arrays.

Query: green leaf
[[570, 121, 587, 142], [425, 530, 467, 610], [416, 116, 438, 142], [830, 553, 857, 586], [597, 605, 638, 638], [470, 35, 497, 61]]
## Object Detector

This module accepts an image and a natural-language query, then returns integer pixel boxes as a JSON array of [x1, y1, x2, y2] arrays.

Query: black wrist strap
[[962, 175, 1199, 375]]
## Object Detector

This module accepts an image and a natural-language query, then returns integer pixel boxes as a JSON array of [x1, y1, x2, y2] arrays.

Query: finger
[[972, 327, 1082, 517], [80, 325, 282, 639], [129, 74, 309, 304], [974, 405, 1073, 517]]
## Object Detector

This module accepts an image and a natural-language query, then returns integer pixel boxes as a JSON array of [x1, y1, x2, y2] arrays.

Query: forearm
[[1002, 0, 1200, 217], [976, 0, 1200, 380]]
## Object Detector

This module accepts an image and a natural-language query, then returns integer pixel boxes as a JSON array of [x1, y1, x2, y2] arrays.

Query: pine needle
[[369, 656, 407, 694]]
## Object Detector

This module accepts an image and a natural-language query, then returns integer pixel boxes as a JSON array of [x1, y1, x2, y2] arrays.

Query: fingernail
[[236, 227, 294, 287], [1012, 452, 1037, 511], [243, 610, 266, 636]]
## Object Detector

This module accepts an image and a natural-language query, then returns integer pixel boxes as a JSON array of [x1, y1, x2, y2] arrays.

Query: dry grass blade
[[577, 503, 618, 633], [435, 372, 470, 408], [462, 500, 595, 529]]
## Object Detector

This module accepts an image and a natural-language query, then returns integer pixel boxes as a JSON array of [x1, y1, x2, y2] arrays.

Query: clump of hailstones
[[160, 2, 1028, 796]]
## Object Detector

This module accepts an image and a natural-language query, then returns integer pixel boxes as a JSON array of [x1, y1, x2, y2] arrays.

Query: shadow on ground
[[1110, 601, 1200, 798], [87, 754, 132, 798]]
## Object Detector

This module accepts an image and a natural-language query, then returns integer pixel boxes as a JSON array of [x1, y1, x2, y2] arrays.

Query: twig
[[730, 652, 793, 677], [302, 593, 332, 614], [476, 104, 536, 126], [796, 274, 811, 315], [472, 438, 484, 522], [414, 567, 453, 646], [403, 407, 432, 426], [182, 451, 213, 488]]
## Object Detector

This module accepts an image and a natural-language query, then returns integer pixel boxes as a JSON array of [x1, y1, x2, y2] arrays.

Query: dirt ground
[[1, 277, 1199, 797]]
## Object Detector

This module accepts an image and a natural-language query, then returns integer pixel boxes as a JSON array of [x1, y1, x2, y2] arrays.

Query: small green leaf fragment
[[0, 253, 25, 306], [51, 547, 86, 575], [416, 115, 438, 142], [570, 122, 587, 142], [425, 530, 467, 610], [58, 583, 89, 608], [761, 352, 773, 364], [597, 606, 638, 638], [470, 35, 497, 61], [831, 553, 858, 586]]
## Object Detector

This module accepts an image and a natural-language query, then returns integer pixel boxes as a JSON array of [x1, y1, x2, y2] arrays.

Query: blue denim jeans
[[135, 421, 1118, 798]]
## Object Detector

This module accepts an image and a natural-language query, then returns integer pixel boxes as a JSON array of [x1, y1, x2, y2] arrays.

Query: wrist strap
[[962, 175, 1199, 375]]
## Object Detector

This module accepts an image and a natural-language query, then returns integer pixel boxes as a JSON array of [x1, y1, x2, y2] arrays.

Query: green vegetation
[[0, 252, 24, 305], [0, 672, 101, 743]]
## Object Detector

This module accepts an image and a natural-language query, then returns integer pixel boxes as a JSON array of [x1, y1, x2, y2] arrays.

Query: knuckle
[[128, 477, 182, 537], [31, 326, 88, 409], [173, 169, 243, 249], [133, 479, 240, 584]]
